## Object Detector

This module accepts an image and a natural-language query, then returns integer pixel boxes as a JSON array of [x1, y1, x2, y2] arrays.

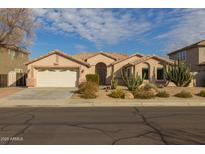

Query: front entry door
[[95, 62, 107, 85]]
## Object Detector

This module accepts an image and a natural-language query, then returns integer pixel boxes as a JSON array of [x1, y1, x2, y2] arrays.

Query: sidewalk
[[0, 97, 205, 107]]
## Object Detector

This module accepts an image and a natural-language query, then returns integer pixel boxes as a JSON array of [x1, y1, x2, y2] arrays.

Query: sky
[[29, 8, 205, 59]]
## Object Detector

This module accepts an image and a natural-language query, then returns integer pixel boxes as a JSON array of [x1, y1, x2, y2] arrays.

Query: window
[[157, 68, 164, 80], [142, 68, 149, 79], [177, 51, 186, 61], [8, 49, 16, 60]]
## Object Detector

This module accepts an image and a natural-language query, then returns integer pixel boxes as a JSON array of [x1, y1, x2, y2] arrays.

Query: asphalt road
[[0, 107, 205, 145]]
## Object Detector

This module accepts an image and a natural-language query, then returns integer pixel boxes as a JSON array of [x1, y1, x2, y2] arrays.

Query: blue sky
[[29, 8, 205, 59]]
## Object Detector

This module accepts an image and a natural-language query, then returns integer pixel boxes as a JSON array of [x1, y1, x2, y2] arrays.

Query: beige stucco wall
[[198, 47, 205, 64], [86, 54, 116, 84], [0, 47, 28, 74], [26, 53, 88, 87], [113, 55, 144, 84], [169, 47, 199, 72], [186, 47, 199, 71], [134, 58, 165, 82]]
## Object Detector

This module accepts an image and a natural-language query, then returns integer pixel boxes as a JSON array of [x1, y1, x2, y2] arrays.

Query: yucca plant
[[164, 61, 192, 87], [110, 74, 118, 89], [121, 69, 144, 91]]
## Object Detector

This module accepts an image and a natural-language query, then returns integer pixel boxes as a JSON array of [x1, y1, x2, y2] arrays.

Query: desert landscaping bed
[[71, 86, 205, 100]]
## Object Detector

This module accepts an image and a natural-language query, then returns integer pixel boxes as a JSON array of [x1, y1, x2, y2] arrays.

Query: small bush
[[133, 89, 155, 99], [156, 91, 170, 98], [143, 83, 158, 91], [77, 81, 98, 94], [175, 90, 192, 98], [108, 89, 124, 98], [196, 90, 205, 97], [86, 74, 99, 84], [81, 89, 97, 99]]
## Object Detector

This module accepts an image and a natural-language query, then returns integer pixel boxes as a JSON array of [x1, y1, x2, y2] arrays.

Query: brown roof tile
[[25, 50, 90, 67], [130, 55, 173, 65], [110, 53, 144, 65], [73, 51, 128, 61]]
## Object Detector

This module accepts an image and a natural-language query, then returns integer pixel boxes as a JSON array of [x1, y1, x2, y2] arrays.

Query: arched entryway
[[95, 62, 107, 85]]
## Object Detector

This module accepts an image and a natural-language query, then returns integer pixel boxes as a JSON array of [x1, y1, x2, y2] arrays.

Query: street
[[0, 107, 205, 145]]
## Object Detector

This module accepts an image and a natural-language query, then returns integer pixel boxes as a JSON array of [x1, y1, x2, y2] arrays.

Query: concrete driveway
[[4, 88, 76, 100], [0, 88, 76, 107]]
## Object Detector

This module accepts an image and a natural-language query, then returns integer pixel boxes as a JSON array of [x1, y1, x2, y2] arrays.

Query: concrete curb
[[0, 103, 205, 108], [0, 95, 205, 107]]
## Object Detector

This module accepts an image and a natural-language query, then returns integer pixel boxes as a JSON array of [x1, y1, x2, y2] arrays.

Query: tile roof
[[110, 53, 144, 65], [129, 55, 174, 65], [25, 50, 90, 67], [73, 51, 128, 61]]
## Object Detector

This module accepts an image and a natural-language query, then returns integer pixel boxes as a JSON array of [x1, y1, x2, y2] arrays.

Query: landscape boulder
[[124, 91, 134, 99]]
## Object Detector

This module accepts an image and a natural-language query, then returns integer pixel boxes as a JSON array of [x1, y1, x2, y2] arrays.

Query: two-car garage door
[[36, 69, 77, 87]]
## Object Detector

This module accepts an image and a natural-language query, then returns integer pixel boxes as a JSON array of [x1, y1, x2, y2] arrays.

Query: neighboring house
[[168, 40, 205, 86], [25, 50, 173, 87], [0, 45, 29, 87]]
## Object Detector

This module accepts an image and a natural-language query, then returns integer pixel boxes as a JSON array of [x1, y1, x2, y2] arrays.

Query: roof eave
[[25, 50, 90, 67], [85, 52, 117, 61], [167, 42, 205, 56], [111, 53, 143, 66]]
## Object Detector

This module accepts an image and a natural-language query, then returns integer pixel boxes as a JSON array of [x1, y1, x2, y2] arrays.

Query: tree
[[164, 61, 192, 87], [0, 8, 36, 48]]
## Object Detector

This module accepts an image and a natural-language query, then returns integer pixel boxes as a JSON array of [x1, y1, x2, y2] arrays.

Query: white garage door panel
[[37, 69, 77, 87]]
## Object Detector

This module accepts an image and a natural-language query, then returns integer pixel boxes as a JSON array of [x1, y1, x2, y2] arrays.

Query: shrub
[[156, 90, 170, 98], [133, 89, 155, 99], [77, 81, 98, 94], [111, 74, 118, 89], [108, 89, 124, 98], [86, 74, 99, 84], [143, 83, 157, 91], [121, 70, 144, 91], [196, 90, 205, 97], [81, 89, 97, 99], [175, 90, 192, 98], [164, 61, 192, 87]]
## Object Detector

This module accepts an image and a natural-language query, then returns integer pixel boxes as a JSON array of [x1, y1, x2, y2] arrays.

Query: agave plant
[[121, 69, 144, 91], [164, 61, 192, 87]]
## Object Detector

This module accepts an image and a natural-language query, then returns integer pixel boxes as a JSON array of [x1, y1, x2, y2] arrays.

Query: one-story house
[[25, 50, 173, 87]]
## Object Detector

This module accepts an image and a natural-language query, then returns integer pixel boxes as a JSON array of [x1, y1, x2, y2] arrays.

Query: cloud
[[74, 44, 87, 51], [34, 9, 151, 48], [153, 9, 205, 52], [33, 8, 205, 53]]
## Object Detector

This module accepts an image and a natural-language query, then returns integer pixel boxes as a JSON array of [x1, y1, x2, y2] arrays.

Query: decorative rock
[[148, 89, 158, 95], [124, 91, 134, 99]]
